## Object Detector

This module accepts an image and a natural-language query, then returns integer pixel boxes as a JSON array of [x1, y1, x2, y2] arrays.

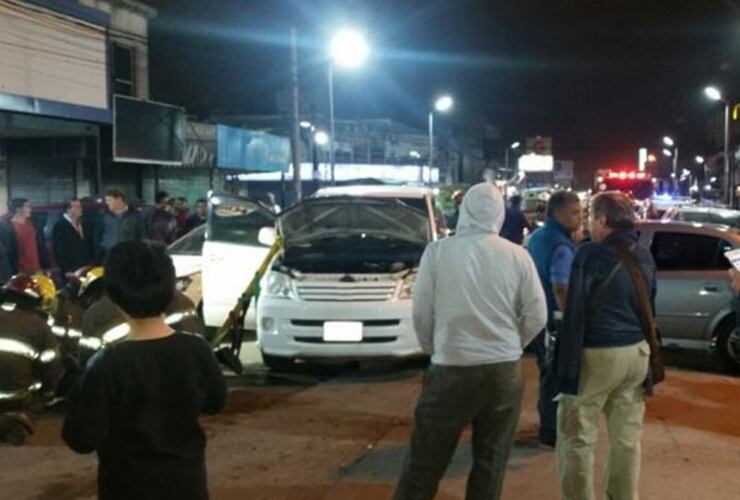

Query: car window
[[650, 231, 731, 270], [208, 195, 275, 246], [168, 225, 206, 255]]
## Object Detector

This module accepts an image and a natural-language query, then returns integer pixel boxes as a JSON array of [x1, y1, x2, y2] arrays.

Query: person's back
[[63, 241, 226, 500], [395, 183, 547, 500], [421, 220, 544, 365], [65, 334, 224, 499]]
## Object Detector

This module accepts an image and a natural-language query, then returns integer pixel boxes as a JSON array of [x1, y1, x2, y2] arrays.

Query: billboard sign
[[114, 96, 185, 165], [216, 125, 290, 172]]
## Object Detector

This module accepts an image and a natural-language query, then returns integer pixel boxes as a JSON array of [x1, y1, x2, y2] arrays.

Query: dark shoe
[[538, 433, 556, 450]]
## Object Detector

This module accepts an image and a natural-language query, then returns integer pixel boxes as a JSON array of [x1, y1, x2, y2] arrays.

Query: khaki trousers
[[556, 341, 650, 500], [393, 361, 524, 500]]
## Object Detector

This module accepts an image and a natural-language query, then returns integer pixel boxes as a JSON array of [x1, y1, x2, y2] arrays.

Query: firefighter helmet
[[31, 274, 57, 310], [3, 274, 42, 307], [78, 267, 105, 298]]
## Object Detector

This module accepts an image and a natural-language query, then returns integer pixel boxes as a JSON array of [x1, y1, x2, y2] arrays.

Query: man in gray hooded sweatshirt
[[394, 183, 547, 500]]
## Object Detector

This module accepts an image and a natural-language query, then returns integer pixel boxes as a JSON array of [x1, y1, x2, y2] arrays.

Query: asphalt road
[[0, 341, 738, 500]]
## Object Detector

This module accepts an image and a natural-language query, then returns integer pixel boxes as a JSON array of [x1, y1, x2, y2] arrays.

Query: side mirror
[[258, 226, 277, 246]]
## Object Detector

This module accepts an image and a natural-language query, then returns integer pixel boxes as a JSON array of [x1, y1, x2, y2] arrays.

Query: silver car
[[637, 221, 740, 370]]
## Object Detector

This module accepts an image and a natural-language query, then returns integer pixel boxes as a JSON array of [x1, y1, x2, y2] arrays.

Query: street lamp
[[328, 28, 369, 184], [409, 150, 421, 160], [314, 130, 329, 146], [505, 141, 521, 172], [662, 135, 678, 180], [662, 149, 673, 157], [428, 95, 454, 186], [704, 85, 731, 205]]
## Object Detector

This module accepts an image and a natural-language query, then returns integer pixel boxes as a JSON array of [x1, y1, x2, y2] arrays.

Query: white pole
[[428, 111, 434, 187], [328, 64, 336, 185]]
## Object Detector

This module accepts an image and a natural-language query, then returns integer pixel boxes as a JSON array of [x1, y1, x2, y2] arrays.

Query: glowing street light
[[695, 155, 705, 164], [327, 28, 370, 184], [662, 149, 673, 157], [704, 85, 731, 204], [428, 95, 454, 185], [704, 86, 723, 102], [506, 141, 522, 171], [314, 130, 329, 146], [647, 154, 658, 163], [663, 136, 675, 147], [299, 121, 312, 129], [330, 28, 369, 69], [409, 150, 421, 159], [434, 95, 454, 113]]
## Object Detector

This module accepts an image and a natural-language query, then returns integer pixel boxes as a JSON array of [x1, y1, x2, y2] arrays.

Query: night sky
[[144, 0, 740, 181]]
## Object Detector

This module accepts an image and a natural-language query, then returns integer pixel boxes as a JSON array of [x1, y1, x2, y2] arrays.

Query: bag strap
[[589, 258, 623, 310], [606, 243, 657, 341]]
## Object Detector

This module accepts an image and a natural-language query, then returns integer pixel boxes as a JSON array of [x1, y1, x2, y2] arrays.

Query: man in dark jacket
[[555, 191, 656, 500], [94, 189, 145, 259], [52, 199, 93, 278], [0, 198, 50, 278], [145, 191, 177, 244], [526, 191, 582, 448], [183, 198, 207, 234], [500, 194, 531, 245]]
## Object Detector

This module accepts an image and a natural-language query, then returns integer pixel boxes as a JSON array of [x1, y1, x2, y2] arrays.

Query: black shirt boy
[[63, 332, 227, 500]]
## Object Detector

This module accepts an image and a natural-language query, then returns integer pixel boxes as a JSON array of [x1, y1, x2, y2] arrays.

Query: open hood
[[279, 196, 430, 245]]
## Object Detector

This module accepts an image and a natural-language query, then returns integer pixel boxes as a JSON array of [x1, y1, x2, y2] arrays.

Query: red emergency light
[[607, 171, 648, 181]]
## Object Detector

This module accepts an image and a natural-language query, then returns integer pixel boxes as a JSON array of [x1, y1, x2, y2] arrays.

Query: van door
[[202, 194, 276, 329]]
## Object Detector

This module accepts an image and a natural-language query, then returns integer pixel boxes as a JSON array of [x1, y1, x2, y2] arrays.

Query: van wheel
[[714, 319, 740, 373], [261, 351, 295, 372]]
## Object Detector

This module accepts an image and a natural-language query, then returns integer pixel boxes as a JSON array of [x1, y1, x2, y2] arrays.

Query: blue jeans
[[531, 329, 558, 444]]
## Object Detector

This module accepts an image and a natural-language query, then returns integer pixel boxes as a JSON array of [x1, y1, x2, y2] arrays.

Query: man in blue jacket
[[527, 191, 582, 447]]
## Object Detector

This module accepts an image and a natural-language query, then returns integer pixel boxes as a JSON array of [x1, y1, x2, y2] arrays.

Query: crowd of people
[[0, 189, 208, 284], [394, 184, 660, 500], [0, 182, 667, 500]]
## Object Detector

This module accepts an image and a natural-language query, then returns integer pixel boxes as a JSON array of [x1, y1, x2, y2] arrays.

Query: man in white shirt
[[393, 183, 547, 500]]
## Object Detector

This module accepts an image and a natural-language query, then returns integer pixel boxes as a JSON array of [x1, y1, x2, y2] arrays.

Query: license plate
[[323, 322, 363, 342]]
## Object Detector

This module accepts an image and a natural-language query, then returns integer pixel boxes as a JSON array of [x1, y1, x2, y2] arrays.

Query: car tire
[[714, 319, 740, 373], [261, 351, 295, 372]]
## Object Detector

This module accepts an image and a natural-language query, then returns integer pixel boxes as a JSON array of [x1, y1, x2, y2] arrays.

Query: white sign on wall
[[518, 153, 554, 172]]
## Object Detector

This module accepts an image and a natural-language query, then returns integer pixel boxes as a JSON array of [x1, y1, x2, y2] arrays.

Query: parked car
[[661, 206, 740, 229], [636, 220, 740, 370], [257, 192, 436, 369]]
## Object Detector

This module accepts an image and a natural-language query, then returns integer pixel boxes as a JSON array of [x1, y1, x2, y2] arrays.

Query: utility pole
[[290, 27, 302, 201]]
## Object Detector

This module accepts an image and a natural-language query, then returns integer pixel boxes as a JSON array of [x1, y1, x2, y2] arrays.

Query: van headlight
[[398, 272, 417, 300], [264, 272, 296, 299]]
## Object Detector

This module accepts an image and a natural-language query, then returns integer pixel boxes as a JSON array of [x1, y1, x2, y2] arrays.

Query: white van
[[257, 186, 438, 369], [195, 187, 438, 357]]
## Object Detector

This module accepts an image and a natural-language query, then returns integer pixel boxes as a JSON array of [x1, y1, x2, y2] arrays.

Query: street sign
[[526, 136, 552, 155]]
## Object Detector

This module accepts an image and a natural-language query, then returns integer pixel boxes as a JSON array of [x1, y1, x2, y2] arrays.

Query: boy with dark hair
[[63, 241, 227, 500], [52, 198, 92, 277]]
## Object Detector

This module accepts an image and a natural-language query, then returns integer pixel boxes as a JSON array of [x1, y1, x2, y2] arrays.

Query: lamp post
[[704, 86, 731, 205], [505, 141, 521, 172], [328, 28, 369, 185], [663, 136, 678, 180], [428, 95, 453, 186]]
